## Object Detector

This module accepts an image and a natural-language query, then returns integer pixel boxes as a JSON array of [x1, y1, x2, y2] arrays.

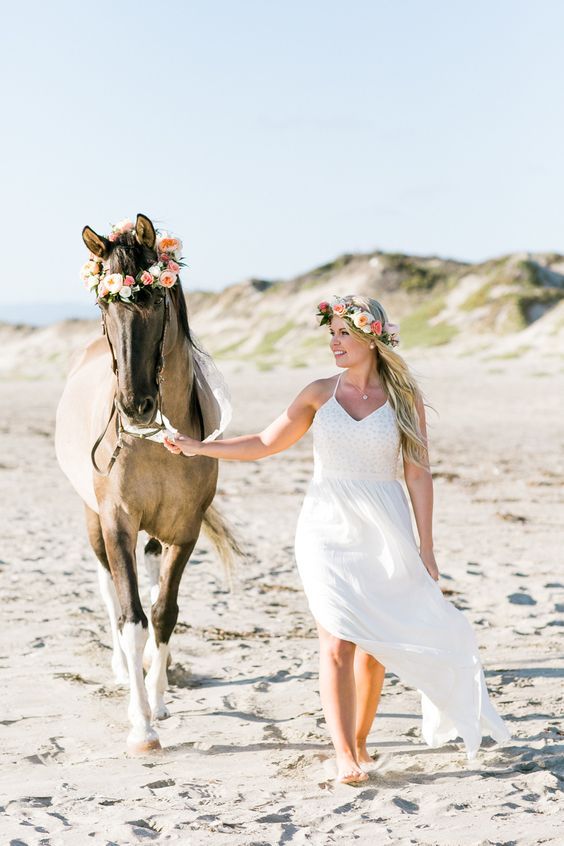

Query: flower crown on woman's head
[[316, 297, 400, 347], [80, 218, 185, 303]]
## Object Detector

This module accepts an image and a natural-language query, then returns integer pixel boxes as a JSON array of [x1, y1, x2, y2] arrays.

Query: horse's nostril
[[137, 396, 155, 418]]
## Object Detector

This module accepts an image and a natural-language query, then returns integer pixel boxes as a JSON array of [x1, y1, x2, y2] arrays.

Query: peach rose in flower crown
[[158, 236, 182, 254], [352, 311, 371, 330], [332, 302, 346, 316], [159, 270, 177, 288]]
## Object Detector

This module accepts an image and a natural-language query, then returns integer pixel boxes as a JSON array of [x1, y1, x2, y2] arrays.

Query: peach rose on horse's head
[[159, 270, 177, 288]]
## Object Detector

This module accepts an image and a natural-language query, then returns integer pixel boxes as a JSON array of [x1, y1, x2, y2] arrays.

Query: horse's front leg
[[145, 539, 197, 720], [84, 506, 128, 684], [101, 510, 160, 754]]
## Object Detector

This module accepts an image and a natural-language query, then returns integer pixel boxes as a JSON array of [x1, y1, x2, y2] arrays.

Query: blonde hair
[[336, 294, 429, 468]]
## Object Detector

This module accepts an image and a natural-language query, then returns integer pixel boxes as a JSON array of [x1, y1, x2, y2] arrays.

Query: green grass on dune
[[400, 298, 458, 348], [253, 321, 294, 356]]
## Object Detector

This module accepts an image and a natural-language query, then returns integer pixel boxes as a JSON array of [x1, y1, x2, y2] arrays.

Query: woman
[[164, 295, 511, 784]]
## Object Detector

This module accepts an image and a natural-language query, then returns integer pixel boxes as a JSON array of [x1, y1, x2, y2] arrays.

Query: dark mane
[[170, 283, 205, 356]]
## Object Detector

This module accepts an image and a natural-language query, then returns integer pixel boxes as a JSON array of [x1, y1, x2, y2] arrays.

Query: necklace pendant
[[362, 394, 368, 400]]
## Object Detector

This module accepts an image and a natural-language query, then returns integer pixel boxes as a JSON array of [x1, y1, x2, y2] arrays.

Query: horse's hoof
[[127, 736, 162, 756], [152, 704, 171, 721]]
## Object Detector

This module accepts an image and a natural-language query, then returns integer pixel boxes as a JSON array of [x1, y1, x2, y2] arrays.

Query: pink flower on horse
[[140, 271, 153, 286], [123, 275, 135, 287]]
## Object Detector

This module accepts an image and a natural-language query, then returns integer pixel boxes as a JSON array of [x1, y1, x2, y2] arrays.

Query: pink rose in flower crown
[[123, 275, 135, 287], [168, 260, 180, 273], [332, 303, 346, 316], [159, 270, 177, 288], [140, 271, 153, 286], [370, 320, 382, 335], [318, 301, 330, 313], [384, 322, 400, 346]]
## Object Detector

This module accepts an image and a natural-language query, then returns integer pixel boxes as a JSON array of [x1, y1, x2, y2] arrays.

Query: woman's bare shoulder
[[298, 375, 339, 410]]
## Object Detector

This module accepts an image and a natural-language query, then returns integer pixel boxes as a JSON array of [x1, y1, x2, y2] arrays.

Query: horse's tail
[[202, 504, 245, 583]]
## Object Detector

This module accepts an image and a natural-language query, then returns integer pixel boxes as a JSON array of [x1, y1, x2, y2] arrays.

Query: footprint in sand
[[507, 592, 537, 605], [392, 797, 419, 814]]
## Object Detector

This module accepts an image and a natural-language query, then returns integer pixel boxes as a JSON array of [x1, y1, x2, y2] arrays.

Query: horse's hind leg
[[85, 506, 128, 684], [142, 537, 163, 672], [145, 538, 197, 720]]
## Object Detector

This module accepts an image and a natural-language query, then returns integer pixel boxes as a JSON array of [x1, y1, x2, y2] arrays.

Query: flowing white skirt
[[294, 476, 512, 759]]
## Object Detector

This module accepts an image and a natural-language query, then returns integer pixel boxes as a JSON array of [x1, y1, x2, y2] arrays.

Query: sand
[[1, 351, 563, 845]]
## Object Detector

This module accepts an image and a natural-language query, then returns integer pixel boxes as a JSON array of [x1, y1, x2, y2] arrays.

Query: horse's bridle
[[90, 292, 170, 476]]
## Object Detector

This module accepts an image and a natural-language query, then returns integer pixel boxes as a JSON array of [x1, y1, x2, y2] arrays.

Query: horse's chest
[[95, 446, 218, 539]]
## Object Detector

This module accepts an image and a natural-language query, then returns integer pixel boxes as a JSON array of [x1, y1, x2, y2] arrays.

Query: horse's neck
[[160, 336, 196, 433]]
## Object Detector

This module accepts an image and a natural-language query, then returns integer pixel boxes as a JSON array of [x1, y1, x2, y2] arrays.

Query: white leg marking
[[145, 642, 171, 720], [120, 622, 160, 750], [97, 563, 128, 684], [142, 548, 161, 671]]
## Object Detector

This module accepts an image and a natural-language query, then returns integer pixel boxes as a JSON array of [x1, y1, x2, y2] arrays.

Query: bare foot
[[336, 755, 369, 784], [356, 742, 374, 764]]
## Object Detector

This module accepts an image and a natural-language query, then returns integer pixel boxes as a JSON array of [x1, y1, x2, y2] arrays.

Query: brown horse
[[56, 213, 239, 753]]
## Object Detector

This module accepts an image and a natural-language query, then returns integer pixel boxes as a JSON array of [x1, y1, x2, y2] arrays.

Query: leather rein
[[90, 293, 170, 476]]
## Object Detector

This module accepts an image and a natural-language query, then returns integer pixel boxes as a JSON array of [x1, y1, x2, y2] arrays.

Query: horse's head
[[82, 213, 170, 427]]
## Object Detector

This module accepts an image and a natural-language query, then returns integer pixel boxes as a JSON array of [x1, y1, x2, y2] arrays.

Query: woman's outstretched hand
[[163, 433, 202, 457]]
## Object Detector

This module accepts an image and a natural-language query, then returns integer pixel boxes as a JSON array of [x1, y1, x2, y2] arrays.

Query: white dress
[[294, 374, 511, 760]]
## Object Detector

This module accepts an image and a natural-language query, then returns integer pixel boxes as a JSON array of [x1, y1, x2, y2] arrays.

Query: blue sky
[[2, 0, 564, 306]]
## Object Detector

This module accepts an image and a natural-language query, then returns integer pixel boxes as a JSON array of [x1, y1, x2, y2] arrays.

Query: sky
[[2, 0, 564, 308]]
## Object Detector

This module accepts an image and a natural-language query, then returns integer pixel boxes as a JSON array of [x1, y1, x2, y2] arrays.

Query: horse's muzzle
[[117, 395, 157, 427]]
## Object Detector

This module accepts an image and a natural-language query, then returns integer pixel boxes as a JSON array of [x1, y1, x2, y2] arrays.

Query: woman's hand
[[420, 547, 439, 581], [163, 433, 202, 457]]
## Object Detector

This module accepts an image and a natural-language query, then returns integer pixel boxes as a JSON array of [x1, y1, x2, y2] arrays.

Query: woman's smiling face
[[329, 316, 373, 368]]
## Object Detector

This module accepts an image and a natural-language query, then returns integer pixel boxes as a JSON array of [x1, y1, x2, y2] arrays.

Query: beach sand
[[1, 353, 563, 845]]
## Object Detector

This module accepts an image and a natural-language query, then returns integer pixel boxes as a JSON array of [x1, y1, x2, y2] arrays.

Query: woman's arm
[[403, 396, 439, 580], [164, 381, 323, 461]]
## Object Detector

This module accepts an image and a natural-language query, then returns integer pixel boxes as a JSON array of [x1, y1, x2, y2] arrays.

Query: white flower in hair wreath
[[80, 218, 185, 303], [316, 297, 400, 347]]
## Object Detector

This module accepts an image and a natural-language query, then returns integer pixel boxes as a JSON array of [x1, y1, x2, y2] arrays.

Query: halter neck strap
[[332, 372, 343, 397]]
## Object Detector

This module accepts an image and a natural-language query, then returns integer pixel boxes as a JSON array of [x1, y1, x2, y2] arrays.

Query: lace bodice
[[311, 377, 401, 481]]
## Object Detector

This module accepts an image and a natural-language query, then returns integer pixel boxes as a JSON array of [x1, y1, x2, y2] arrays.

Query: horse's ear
[[135, 213, 156, 249], [82, 226, 111, 259]]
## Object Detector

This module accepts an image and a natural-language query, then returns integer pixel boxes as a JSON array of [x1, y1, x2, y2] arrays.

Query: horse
[[55, 213, 239, 753]]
